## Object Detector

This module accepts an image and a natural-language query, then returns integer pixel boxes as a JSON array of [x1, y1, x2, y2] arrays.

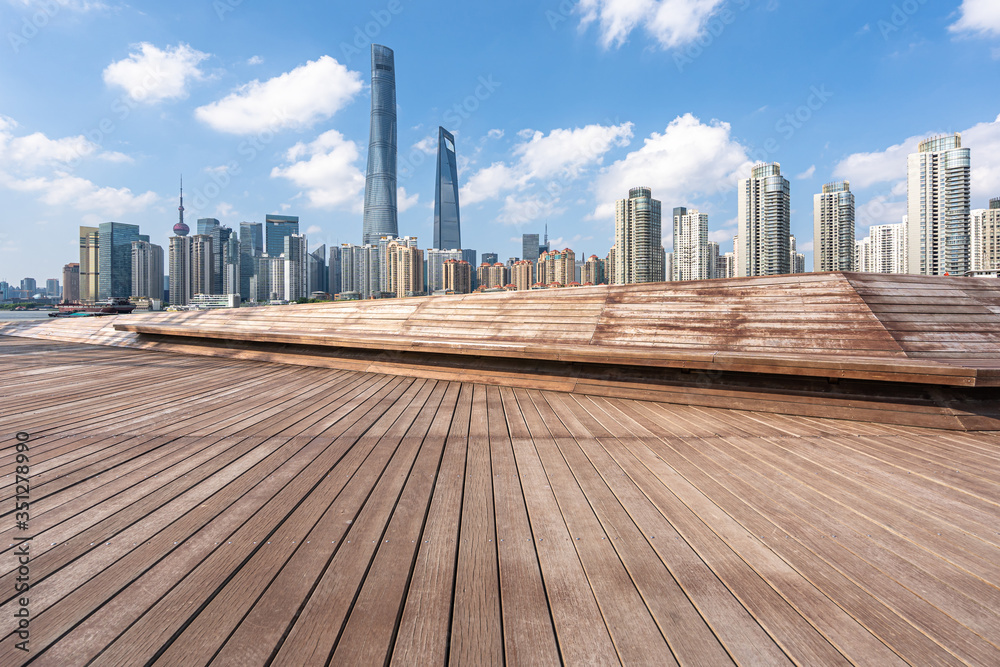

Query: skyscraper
[[79, 226, 99, 302], [240, 222, 263, 300], [309, 244, 328, 295], [907, 134, 971, 276], [434, 126, 461, 250], [131, 240, 164, 301], [197, 218, 227, 294], [362, 44, 398, 245], [521, 234, 540, 266], [427, 248, 464, 293], [672, 207, 710, 281], [191, 235, 214, 296], [868, 221, 908, 274], [328, 246, 342, 296], [169, 235, 192, 306], [971, 198, 1000, 272], [265, 215, 299, 257], [611, 187, 664, 284], [98, 222, 141, 299], [62, 263, 80, 303], [284, 234, 308, 301], [386, 239, 424, 297], [443, 259, 472, 294], [737, 163, 790, 277], [814, 181, 856, 272], [789, 235, 806, 274]]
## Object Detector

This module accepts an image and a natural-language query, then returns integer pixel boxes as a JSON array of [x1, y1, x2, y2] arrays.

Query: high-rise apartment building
[[537, 248, 576, 286], [582, 255, 605, 285], [867, 221, 908, 274], [718, 252, 736, 279], [265, 215, 299, 257], [98, 222, 141, 299], [443, 259, 472, 294], [789, 235, 806, 274], [169, 235, 192, 306], [813, 181, 856, 272], [510, 260, 534, 291], [62, 263, 80, 303], [907, 133, 971, 275], [477, 263, 508, 290], [191, 234, 214, 296], [386, 239, 424, 297], [363, 44, 398, 245], [433, 126, 461, 250], [737, 163, 790, 277], [197, 218, 223, 294], [222, 233, 240, 296], [427, 248, 464, 293], [131, 240, 164, 301], [283, 234, 309, 301], [971, 198, 1000, 272], [611, 187, 664, 284], [340, 243, 382, 299], [672, 207, 710, 281]]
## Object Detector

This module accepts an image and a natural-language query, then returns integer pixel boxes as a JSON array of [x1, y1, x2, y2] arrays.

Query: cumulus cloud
[[950, 0, 1000, 36], [459, 123, 633, 214], [397, 186, 419, 213], [196, 56, 363, 134], [487, 129, 504, 140], [103, 43, 209, 104], [964, 114, 1000, 201], [247, 55, 264, 65], [796, 165, 816, 180], [579, 0, 727, 49], [0, 116, 153, 216], [412, 136, 437, 155], [270, 129, 365, 210], [593, 113, 750, 219], [832, 135, 921, 189]]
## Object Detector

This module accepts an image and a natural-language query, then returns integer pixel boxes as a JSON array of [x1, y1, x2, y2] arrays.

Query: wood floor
[[2, 336, 1000, 665]]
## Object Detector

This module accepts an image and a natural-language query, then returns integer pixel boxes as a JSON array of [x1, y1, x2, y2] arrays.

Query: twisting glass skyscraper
[[433, 126, 461, 250], [363, 44, 398, 245]]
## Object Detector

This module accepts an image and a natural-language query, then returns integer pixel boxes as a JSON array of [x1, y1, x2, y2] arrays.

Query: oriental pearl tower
[[173, 176, 189, 236]]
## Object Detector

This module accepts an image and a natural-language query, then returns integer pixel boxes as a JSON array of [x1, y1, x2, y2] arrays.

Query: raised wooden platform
[[2, 337, 999, 665], [4, 273, 1000, 430]]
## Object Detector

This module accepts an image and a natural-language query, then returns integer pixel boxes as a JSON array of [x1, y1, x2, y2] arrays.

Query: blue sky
[[2, 0, 999, 285]]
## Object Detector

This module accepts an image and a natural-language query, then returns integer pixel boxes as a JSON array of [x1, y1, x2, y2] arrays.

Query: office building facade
[[265, 215, 299, 257], [427, 248, 464, 293], [131, 240, 164, 301], [433, 126, 461, 250], [362, 44, 398, 245], [169, 235, 192, 306], [191, 234, 214, 296], [62, 263, 80, 303], [813, 181, 856, 272], [907, 134, 971, 276], [98, 222, 141, 299]]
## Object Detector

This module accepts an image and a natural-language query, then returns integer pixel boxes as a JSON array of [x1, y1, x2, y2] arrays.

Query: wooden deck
[[2, 335, 999, 665]]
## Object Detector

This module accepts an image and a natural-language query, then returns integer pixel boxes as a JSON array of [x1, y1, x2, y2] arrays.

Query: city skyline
[[1, 1, 999, 283]]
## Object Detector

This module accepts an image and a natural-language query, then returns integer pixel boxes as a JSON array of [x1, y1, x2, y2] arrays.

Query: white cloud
[[306, 225, 322, 234], [799, 240, 814, 252], [593, 113, 751, 219], [247, 55, 264, 65], [103, 43, 209, 104], [412, 136, 437, 155], [196, 56, 363, 134], [216, 202, 236, 219], [964, 114, 1000, 200], [460, 162, 525, 206], [796, 165, 816, 180], [0, 116, 151, 217], [579, 0, 727, 49], [514, 124, 633, 180], [397, 186, 419, 213], [950, 0, 1000, 35], [270, 129, 365, 210], [487, 129, 504, 140], [832, 135, 921, 189], [4, 173, 158, 217], [856, 194, 906, 230], [460, 123, 633, 208], [517, 128, 535, 139]]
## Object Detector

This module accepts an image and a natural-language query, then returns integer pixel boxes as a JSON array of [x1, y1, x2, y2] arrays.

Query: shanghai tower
[[433, 126, 461, 250], [362, 44, 398, 245]]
